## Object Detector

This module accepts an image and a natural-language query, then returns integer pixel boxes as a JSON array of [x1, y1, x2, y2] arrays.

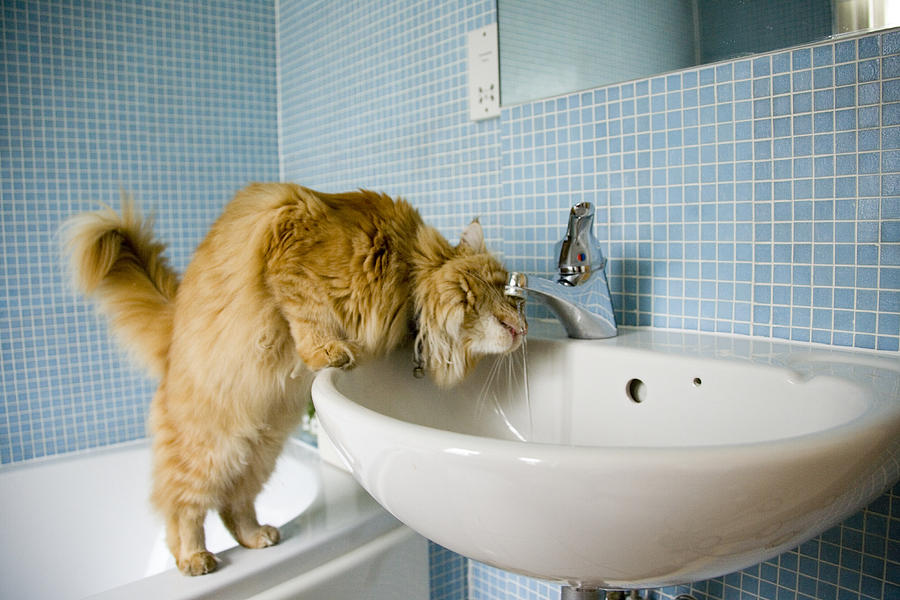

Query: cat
[[64, 182, 527, 575]]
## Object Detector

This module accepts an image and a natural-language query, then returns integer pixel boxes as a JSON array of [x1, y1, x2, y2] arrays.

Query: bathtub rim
[[2, 437, 405, 600]]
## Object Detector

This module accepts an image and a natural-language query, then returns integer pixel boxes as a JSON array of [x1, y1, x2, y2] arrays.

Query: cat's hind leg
[[218, 435, 285, 550], [151, 417, 219, 574], [220, 498, 280, 549]]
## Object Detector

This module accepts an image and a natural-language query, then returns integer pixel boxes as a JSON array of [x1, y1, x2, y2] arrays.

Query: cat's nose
[[500, 317, 527, 337]]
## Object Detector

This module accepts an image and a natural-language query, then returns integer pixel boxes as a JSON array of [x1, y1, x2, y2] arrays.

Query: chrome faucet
[[504, 202, 617, 339]]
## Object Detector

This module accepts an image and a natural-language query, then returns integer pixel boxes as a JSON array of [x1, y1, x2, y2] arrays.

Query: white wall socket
[[467, 23, 500, 121]]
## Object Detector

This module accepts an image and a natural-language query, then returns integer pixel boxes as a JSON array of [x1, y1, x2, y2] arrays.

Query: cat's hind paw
[[178, 551, 218, 576], [243, 524, 280, 549]]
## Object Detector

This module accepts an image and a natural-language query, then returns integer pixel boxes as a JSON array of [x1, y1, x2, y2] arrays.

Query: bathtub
[[0, 438, 428, 600]]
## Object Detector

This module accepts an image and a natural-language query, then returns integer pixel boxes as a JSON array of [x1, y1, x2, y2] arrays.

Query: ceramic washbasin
[[311, 322, 900, 589]]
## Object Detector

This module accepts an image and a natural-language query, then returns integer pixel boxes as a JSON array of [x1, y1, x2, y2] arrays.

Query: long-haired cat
[[64, 183, 526, 575]]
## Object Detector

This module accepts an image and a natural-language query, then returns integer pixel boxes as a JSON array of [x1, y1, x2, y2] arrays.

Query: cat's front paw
[[324, 341, 357, 369], [178, 551, 218, 576], [302, 340, 358, 370], [297, 340, 357, 371]]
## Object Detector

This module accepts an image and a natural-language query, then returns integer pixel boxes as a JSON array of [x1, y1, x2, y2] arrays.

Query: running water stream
[[475, 339, 532, 441]]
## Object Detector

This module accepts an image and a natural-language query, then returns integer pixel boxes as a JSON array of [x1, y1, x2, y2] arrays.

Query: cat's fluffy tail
[[63, 196, 178, 379]]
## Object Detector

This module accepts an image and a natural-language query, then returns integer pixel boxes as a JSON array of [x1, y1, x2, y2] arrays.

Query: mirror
[[499, 0, 900, 106]]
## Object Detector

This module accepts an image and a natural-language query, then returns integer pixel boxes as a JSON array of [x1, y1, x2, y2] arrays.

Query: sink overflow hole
[[625, 378, 647, 403], [692, 377, 702, 387]]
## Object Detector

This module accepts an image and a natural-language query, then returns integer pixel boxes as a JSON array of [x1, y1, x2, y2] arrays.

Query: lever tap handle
[[557, 202, 602, 285]]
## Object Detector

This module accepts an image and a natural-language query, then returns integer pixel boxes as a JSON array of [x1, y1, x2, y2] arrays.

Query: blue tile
[[793, 47, 812, 69], [884, 30, 900, 55], [813, 44, 833, 66], [859, 35, 881, 58], [859, 152, 880, 174], [883, 267, 900, 290], [884, 221, 900, 242], [814, 133, 834, 155], [753, 56, 771, 77], [681, 71, 697, 89], [773, 51, 792, 73], [716, 63, 733, 83], [884, 76, 900, 106], [793, 92, 812, 113], [836, 131, 857, 153], [794, 157, 813, 178], [754, 119, 772, 138], [884, 197, 900, 218], [836, 108, 856, 130], [835, 40, 856, 63], [773, 94, 791, 116], [793, 70, 812, 92], [835, 63, 857, 86], [773, 73, 793, 97], [815, 89, 835, 110], [884, 150, 900, 172], [814, 66, 833, 89], [857, 175, 881, 197], [858, 59, 880, 82], [859, 82, 881, 104], [883, 127, 900, 149], [856, 198, 879, 221], [885, 174, 900, 196]]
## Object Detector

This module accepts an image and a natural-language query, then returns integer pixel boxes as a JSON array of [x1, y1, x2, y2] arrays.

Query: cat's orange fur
[[64, 182, 526, 575]]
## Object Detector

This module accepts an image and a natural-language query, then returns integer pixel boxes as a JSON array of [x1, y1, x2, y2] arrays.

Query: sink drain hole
[[625, 378, 647, 403], [692, 377, 702, 387]]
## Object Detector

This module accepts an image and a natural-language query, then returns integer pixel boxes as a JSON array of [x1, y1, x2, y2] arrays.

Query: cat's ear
[[458, 218, 485, 253]]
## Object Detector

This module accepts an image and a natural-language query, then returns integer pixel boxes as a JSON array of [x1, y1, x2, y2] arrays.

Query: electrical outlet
[[467, 24, 500, 121]]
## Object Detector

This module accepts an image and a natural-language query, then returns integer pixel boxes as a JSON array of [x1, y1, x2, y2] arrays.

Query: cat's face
[[416, 220, 527, 387], [452, 255, 526, 356]]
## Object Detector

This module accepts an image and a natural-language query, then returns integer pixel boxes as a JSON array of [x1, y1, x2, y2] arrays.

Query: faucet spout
[[505, 271, 617, 339], [503, 201, 618, 339]]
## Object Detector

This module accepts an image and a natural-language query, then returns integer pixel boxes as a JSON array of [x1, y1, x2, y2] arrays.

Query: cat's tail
[[63, 195, 178, 379]]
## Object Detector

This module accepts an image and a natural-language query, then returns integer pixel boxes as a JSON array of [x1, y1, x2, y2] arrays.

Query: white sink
[[312, 322, 900, 589]]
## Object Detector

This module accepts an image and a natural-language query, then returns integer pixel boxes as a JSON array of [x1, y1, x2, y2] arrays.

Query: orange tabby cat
[[64, 182, 526, 575]]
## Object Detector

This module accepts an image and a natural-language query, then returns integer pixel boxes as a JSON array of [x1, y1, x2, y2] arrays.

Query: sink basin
[[311, 322, 900, 589]]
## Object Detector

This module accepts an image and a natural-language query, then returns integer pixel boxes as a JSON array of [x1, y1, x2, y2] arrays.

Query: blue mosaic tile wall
[[276, 2, 899, 600], [0, 0, 279, 463]]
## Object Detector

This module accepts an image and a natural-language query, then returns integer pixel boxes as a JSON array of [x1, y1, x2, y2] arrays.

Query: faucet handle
[[557, 202, 604, 286]]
